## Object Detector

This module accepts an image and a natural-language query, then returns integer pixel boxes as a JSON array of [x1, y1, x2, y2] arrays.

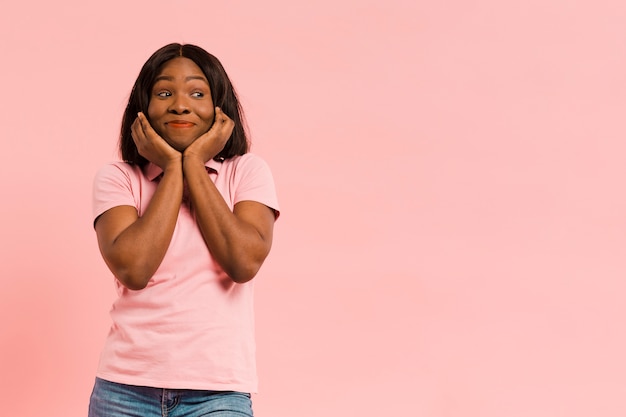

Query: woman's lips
[[166, 121, 194, 128]]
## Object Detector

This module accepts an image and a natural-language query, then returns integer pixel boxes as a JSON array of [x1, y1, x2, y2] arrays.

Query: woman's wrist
[[161, 155, 184, 174], [182, 152, 209, 169]]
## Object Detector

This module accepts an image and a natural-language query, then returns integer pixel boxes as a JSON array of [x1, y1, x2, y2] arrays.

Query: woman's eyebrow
[[154, 75, 209, 83]]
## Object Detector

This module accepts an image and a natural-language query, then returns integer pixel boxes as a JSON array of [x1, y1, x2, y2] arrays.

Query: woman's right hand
[[98, 112, 185, 290], [131, 112, 181, 169]]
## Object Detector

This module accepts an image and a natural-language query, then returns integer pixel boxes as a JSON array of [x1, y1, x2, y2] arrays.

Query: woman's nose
[[167, 96, 190, 114]]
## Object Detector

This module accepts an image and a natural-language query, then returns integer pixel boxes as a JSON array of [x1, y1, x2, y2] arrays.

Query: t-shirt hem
[[95, 371, 258, 394]]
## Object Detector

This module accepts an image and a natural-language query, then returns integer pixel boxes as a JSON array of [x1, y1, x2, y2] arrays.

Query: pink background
[[1, 1, 625, 416]]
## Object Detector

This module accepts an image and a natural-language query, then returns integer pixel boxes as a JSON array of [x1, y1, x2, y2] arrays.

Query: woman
[[88, 43, 279, 417]]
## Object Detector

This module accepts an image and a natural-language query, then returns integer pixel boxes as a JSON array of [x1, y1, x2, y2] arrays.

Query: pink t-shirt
[[92, 153, 279, 392]]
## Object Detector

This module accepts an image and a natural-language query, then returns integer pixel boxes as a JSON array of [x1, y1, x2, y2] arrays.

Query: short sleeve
[[232, 154, 280, 219], [92, 162, 140, 224]]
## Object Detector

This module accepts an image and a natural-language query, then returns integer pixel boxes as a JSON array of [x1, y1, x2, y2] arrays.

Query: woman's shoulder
[[95, 160, 143, 175], [223, 153, 272, 172], [94, 160, 146, 185], [226, 152, 266, 164]]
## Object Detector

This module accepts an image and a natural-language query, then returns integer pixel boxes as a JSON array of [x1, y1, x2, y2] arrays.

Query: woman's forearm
[[182, 155, 274, 283], [97, 162, 184, 290]]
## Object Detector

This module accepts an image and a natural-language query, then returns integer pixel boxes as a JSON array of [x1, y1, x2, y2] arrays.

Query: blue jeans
[[88, 378, 254, 417]]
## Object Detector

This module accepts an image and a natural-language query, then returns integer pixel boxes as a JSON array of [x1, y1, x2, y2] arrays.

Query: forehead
[[155, 57, 207, 81]]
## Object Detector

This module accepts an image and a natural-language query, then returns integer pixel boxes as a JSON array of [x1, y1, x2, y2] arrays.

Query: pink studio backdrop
[[1, 1, 625, 416]]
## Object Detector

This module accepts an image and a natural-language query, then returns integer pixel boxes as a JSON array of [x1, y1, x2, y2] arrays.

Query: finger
[[217, 119, 235, 141], [215, 107, 232, 124], [138, 112, 158, 137], [131, 117, 145, 144], [213, 108, 233, 136], [132, 116, 146, 138]]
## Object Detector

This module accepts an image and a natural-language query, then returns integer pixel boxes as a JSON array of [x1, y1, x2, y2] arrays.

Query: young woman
[[88, 43, 279, 417]]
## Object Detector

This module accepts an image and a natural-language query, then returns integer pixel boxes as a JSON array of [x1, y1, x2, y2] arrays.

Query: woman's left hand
[[184, 107, 235, 163]]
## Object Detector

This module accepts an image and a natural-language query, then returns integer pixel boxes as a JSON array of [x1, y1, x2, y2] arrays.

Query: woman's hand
[[132, 112, 182, 169], [183, 107, 235, 163]]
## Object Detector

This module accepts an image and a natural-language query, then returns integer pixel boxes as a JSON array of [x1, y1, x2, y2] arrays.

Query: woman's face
[[147, 57, 215, 151]]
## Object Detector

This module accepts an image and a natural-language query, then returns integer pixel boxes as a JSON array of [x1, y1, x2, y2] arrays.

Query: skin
[[95, 57, 275, 290]]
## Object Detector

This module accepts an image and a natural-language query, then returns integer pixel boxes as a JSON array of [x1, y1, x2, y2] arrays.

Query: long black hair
[[119, 43, 249, 165]]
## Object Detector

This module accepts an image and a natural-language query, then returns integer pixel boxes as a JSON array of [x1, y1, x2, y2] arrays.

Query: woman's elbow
[[120, 277, 150, 291], [113, 267, 152, 290], [223, 245, 271, 283], [226, 261, 263, 284]]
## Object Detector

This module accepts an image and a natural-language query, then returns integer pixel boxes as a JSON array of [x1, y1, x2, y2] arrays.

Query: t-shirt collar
[[144, 158, 221, 181]]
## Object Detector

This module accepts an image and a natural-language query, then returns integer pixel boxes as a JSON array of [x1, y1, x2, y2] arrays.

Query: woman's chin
[[164, 137, 194, 152]]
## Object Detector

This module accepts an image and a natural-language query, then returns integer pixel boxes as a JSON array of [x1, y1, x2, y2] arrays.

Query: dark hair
[[119, 43, 249, 165]]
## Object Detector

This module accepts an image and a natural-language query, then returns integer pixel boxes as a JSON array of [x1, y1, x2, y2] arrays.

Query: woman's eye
[[191, 92, 204, 98], [156, 91, 171, 97]]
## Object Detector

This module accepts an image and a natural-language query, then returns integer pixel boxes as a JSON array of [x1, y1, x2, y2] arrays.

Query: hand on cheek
[[184, 107, 235, 163], [131, 112, 182, 169]]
